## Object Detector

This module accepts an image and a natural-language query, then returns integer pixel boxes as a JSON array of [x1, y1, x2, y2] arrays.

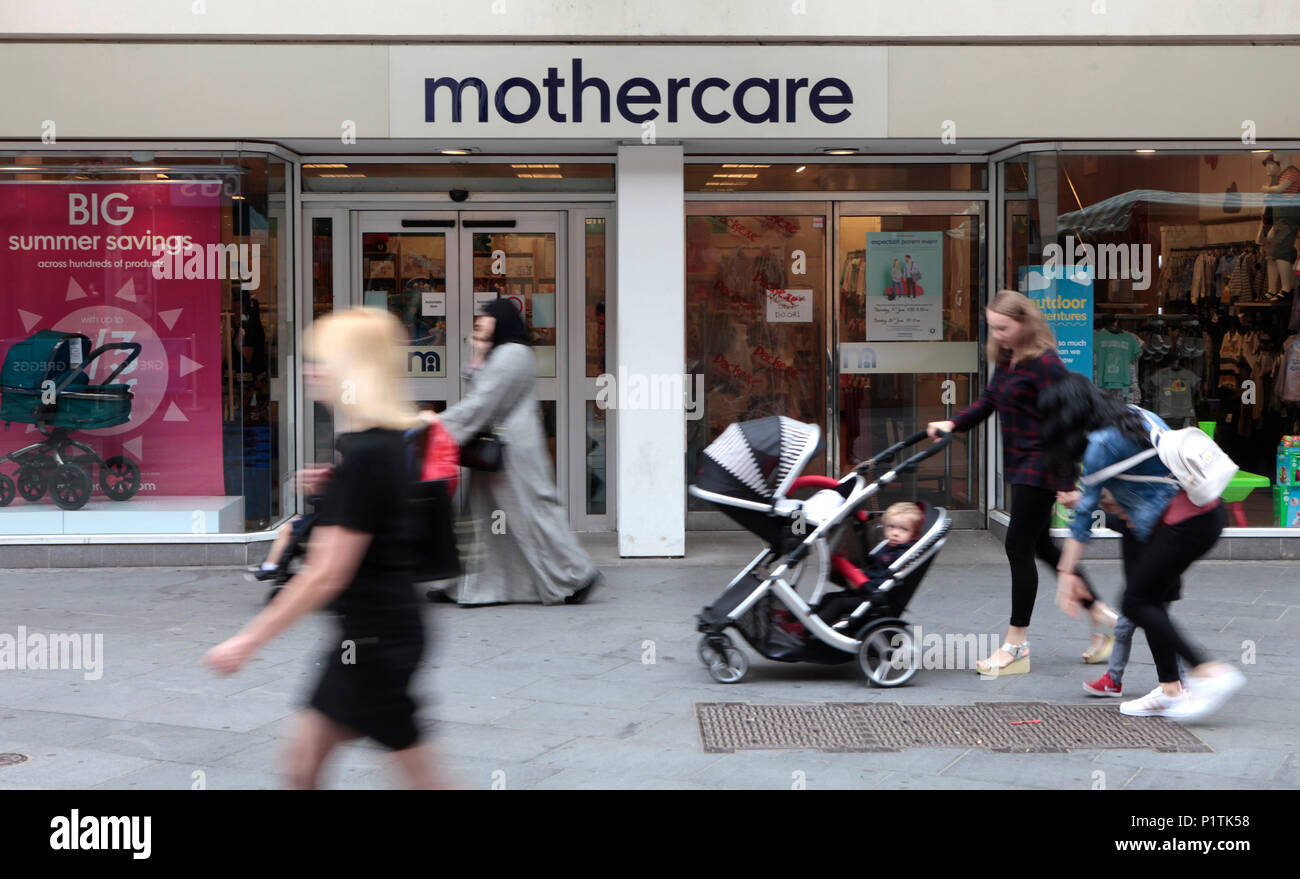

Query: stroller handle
[[892, 430, 954, 474], [855, 428, 947, 474], [52, 340, 143, 392]]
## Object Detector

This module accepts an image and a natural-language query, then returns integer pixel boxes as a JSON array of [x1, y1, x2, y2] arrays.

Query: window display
[[837, 207, 983, 513], [686, 214, 827, 510], [1007, 149, 1300, 527], [0, 153, 288, 534]]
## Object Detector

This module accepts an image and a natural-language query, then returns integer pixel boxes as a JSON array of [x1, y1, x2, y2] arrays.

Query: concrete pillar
[[615, 144, 685, 556]]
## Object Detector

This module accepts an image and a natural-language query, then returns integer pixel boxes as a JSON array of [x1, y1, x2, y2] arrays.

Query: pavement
[[0, 530, 1297, 790]]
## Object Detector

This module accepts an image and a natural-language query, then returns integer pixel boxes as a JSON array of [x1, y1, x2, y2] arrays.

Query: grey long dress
[[438, 342, 598, 605]]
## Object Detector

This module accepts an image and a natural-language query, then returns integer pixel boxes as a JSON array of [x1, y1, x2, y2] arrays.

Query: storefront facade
[[2, 3, 1299, 561]]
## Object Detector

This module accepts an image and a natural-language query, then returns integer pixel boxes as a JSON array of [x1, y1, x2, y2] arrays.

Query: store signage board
[[390, 46, 887, 138], [1019, 265, 1094, 378], [839, 342, 978, 374]]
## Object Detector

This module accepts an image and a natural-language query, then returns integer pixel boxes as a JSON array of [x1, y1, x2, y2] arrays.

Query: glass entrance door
[[351, 210, 567, 488], [356, 212, 460, 408]]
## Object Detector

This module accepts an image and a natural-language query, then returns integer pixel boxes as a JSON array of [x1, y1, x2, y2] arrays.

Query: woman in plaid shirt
[[926, 290, 1118, 676]]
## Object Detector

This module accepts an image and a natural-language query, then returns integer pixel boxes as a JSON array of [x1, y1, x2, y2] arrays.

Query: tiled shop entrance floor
[[696, 702, 1213, 754]]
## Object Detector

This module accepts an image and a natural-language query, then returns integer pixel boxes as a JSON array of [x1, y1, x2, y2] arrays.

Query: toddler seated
[[772, 502, 925, 639]]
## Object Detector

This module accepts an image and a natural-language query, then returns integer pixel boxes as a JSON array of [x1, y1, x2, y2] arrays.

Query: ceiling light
[[822, 148, 858, 156], [319, 173, 367, 178], [795, 166, 807, 173], [303, 163, 348, 169], [440, 148, 474, 156], [1136, 149, 1157, 154]]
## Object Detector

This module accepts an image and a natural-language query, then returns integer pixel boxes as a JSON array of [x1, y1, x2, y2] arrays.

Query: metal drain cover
[[0, 753, 29, 767], [695, 702, 1211, 754]]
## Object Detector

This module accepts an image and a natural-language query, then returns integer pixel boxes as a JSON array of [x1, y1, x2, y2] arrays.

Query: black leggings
[[1119, 504, 1224, 683], [1005, 484, 1098, 628]]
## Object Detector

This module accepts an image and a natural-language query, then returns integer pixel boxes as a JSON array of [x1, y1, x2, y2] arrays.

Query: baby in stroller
[[774, 502, 925, 640]]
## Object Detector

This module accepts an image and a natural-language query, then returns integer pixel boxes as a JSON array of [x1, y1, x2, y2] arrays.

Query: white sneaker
[[1166, 667, 1246, 721], [1119, 686, 1189, 717]]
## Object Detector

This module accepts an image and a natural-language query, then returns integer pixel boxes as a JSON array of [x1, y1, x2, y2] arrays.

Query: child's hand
[[297, 465, 334, 496], [1056, 490, 1082, 509]]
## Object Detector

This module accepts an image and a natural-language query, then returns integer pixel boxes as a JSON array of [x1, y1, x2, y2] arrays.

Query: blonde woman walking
[[205, 308, 446, 789]]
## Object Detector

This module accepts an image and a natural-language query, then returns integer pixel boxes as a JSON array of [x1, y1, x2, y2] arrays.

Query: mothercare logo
[[0, 626, 103, 680], [425, 58, 854, 126], [50, 810, 150, 860]]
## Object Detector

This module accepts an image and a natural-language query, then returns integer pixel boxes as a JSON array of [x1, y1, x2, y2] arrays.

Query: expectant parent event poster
[[1018, 265, 1094, 378], [0, 182, 225, 495], [864, 231, 943, 341]]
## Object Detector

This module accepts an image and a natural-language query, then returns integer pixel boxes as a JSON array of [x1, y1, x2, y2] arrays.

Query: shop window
[[837, 206, 985, 512], [1007, 149, 1300, 528], [686, 214, 828, 509], [0, 151, 289, 534]]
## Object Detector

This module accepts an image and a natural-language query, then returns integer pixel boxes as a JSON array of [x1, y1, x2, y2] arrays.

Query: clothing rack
[[1112, 313, 1201, 321], [1169, 241, 1257, 252]]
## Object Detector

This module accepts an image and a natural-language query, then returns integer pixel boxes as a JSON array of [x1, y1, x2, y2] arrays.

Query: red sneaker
[[1083, 672, 1122, 697]]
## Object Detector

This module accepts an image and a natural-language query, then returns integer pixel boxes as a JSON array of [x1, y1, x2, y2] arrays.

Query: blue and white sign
[[1018, 265, 1094, 377]]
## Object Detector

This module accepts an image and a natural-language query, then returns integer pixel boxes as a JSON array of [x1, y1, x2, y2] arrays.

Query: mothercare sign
[[390, 46, 887, 138]]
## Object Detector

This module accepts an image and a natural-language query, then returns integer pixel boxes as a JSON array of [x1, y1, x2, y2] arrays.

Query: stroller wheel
[[50, 464, 92, 511], [0, 474, 14, 506], [699, 634, 749, 684], [857, 621, 918, 688], [100, 456, 141, 501], [16, 466, 46, 502]]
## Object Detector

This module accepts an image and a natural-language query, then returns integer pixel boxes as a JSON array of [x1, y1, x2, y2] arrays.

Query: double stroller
[[690, 416, 953, 687], [0, 330, 143, 510]]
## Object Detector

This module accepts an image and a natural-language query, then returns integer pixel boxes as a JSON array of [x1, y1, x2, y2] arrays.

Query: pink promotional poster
[[0, 182, 224, 496]]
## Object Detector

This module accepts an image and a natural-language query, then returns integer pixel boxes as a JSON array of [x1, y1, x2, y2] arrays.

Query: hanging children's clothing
[[1144, 365, 1200, 428], [1279, 335, 1300, 404], [1218, 329, 1244, 390], [1094, 328, 1143, 389]]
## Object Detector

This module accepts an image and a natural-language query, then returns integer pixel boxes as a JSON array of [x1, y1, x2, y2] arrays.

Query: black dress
[[307, 428, 426, 751]]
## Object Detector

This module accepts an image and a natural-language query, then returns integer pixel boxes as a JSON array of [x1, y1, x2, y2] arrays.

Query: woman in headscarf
[[430, 298, 602, 605]]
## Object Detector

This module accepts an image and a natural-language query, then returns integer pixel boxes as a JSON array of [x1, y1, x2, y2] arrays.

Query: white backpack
[[1079, 410, 1238, 507]]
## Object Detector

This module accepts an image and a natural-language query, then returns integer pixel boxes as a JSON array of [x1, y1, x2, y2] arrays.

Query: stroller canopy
[[696, 416, 822, 502]]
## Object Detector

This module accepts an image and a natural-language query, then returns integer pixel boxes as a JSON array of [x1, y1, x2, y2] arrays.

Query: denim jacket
[[1068, 408, 1180, 545]]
